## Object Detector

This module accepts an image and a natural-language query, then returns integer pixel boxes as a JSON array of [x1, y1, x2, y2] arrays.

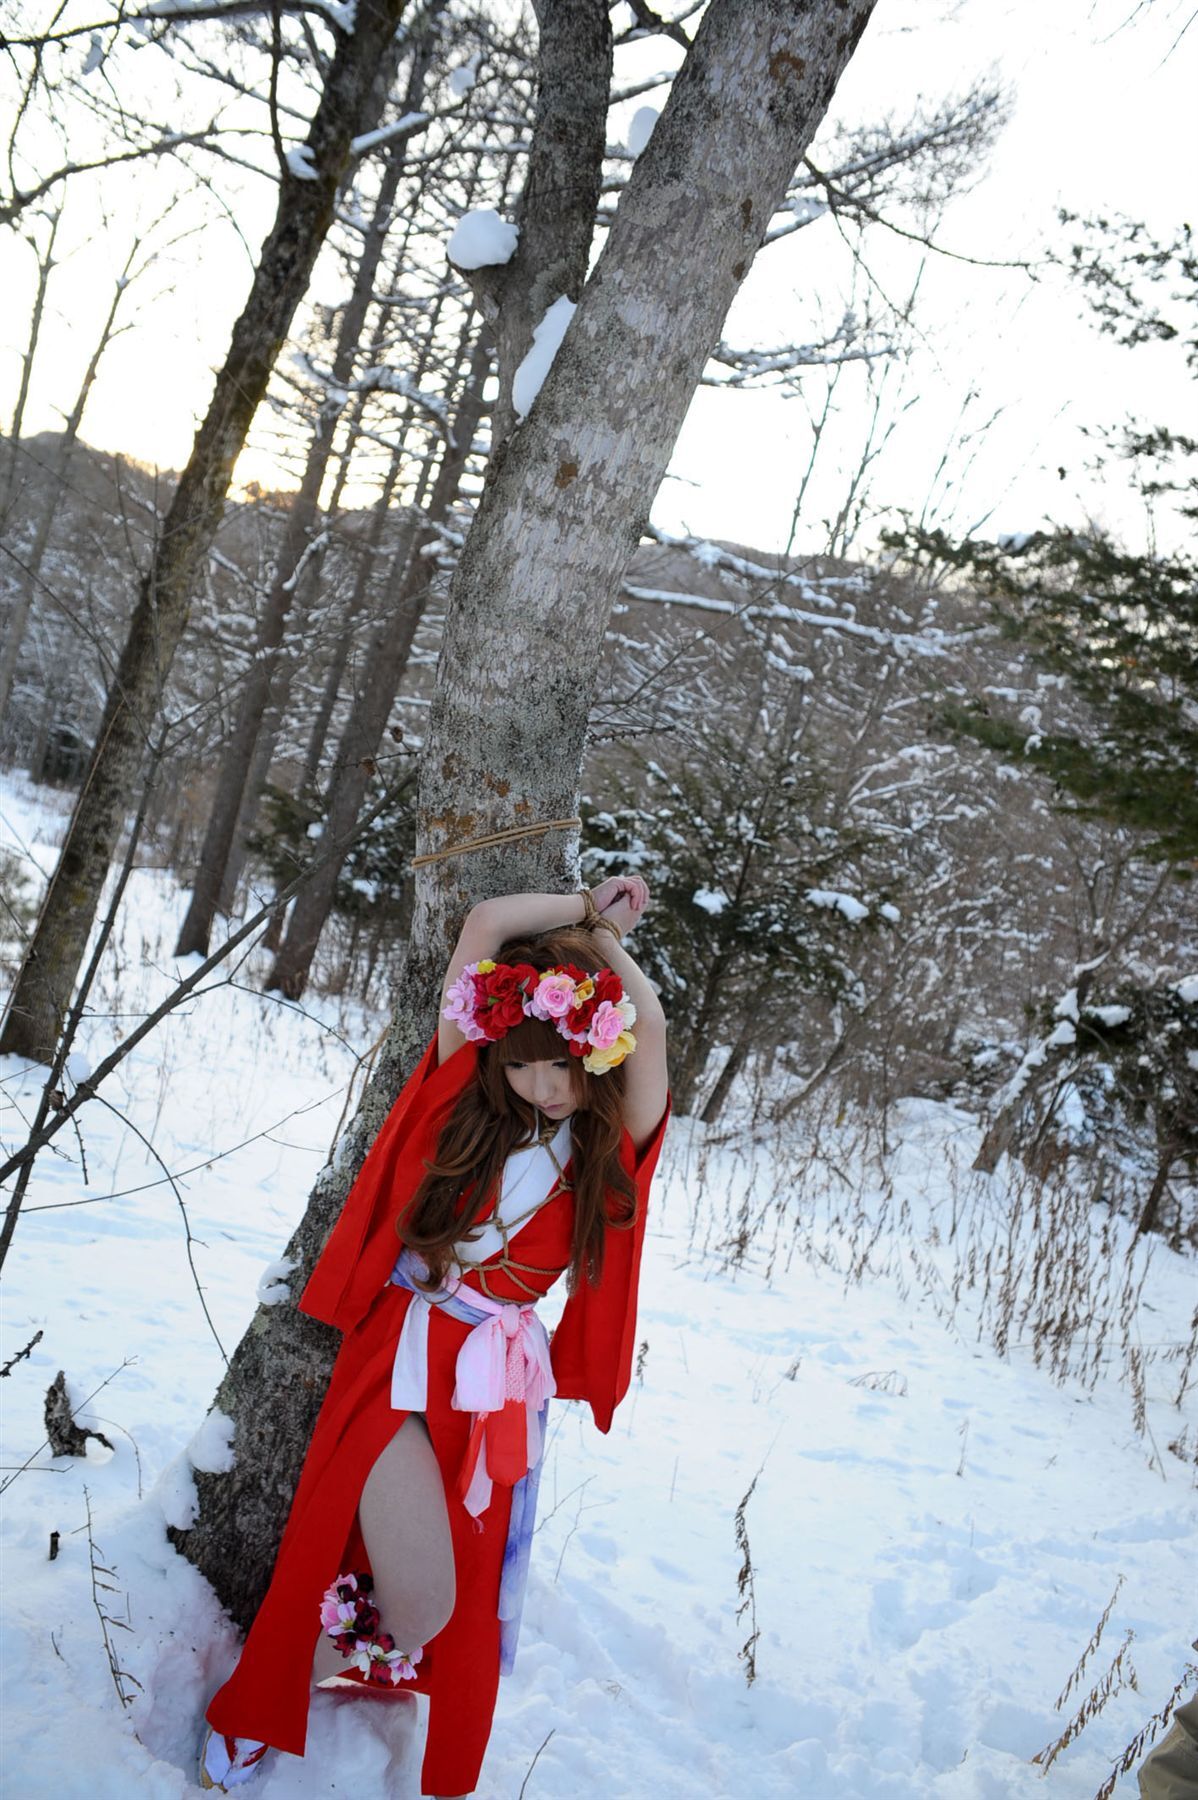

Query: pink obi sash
[[389, 1250, 555, 1518]]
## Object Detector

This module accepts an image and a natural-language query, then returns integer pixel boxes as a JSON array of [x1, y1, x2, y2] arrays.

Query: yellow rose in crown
[[582, 1029, 637, 1074]]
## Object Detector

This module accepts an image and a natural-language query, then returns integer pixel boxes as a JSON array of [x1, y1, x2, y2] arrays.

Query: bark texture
[[0, 0, 412, 1063], [484, 0, 613, 453], [177, 0, 877, 1623]]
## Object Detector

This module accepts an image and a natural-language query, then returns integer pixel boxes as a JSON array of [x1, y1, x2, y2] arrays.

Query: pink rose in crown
[[530, 971, 577, 1020], [587, 1000, 626, 1050], [443, 968, 488, 1042]]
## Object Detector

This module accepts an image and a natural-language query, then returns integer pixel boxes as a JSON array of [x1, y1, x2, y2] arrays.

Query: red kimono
[[207, 1038, 669, 1797]]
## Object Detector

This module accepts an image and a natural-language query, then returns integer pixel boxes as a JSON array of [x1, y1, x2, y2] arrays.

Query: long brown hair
[[399, 927, 637, 1291]]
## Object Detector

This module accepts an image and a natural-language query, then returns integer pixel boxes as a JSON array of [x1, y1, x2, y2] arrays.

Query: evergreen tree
[[582, 714, 893, 1116]]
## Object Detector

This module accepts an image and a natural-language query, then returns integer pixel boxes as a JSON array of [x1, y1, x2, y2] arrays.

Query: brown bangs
[[490, 1015, 575, 1064]]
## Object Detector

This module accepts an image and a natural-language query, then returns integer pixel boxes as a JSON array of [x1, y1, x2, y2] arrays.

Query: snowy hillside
[[1, 775, 1194, 1800]]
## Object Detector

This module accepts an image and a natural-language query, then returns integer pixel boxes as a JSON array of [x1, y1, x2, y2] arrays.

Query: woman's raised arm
[[436, 882, 669, 1147], [437, 891, 594, 1065]]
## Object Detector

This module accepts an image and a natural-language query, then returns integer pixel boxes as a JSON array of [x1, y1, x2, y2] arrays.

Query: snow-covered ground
[[1, 773, 1195, 1800]]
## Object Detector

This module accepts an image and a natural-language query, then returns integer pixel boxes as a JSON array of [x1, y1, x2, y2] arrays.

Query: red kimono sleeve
[[549, 1099, 671, 1433], [299, 1037, 479, 1336]]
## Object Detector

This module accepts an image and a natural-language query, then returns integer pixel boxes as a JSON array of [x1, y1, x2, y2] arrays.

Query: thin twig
[[517, 1729, 555, 1800], [0, 773, 410, 1262], [0, 1326, 43, 1375], [83, 1486, 142, 1709], [85, 1089, 227, 1364]]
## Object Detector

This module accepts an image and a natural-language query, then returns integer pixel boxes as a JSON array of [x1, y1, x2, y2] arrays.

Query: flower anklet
[[319, 1571, 422, 1687]]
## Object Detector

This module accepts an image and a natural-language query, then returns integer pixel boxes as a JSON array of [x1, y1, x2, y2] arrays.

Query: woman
[[201, 877, 670, 1797]]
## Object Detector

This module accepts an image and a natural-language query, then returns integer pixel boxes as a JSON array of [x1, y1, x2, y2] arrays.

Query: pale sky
[[2, 0, 1194, 559]]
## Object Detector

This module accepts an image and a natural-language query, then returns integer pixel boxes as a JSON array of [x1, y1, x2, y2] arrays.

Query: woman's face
[[503, 1057, 580, 1119]]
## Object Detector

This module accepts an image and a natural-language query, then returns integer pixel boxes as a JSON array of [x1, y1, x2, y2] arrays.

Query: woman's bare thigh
[[312, 1412, 455, 1683]]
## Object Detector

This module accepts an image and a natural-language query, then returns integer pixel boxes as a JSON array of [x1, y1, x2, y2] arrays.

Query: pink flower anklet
[[319, 1571, 422, 1687]]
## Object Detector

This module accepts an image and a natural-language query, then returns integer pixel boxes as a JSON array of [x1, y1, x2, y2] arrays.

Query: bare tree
[[264, 324, 492, 996], [172, 26, 445, 958], [172, 0, 878, 1624], [0, 0, 431, 1064]]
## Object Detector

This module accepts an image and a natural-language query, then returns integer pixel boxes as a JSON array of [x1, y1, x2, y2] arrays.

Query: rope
[[410, 815, 581, 870]]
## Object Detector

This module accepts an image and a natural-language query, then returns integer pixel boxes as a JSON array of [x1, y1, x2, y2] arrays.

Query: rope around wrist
[[590, 914, 623, 942]]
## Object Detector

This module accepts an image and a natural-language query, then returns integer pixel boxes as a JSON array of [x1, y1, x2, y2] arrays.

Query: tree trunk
[[176, 0, 876, 1623], [1, 209, 60, 529], [1136, 1150, 1174, 1238], [0, 0, 415, 1063], [0, 248, 135, 724], [700, 1026, 754, 1125], [264, 330, 492, 998], [173, 34, 441, 959]]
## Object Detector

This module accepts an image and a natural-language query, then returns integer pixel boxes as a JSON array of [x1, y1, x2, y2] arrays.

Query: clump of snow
[[257, 1256, 296, 1307], [1176, 975, 1198, 1003], [447, 208, 518, 270], [626, 106, 658, 156], [350, 112, 429, 158], [188, 1408, 236, 1475], [512, 296, 576, 421], [448, 52, 480, 97], [788, 195, 827, 226], [1045, 1019, 1076, 1049], [691, 887, 728, 916], [878, 902, 901, 923], [153, 1452, 200, 1529], [1054, 987, 1080, 1022], [82, 32, 104, 74], [806, 888, 869, 924], [1084, 1005, 1133, 1028], [285, 145, 319, 182], [65, 1050, 92, 1086]]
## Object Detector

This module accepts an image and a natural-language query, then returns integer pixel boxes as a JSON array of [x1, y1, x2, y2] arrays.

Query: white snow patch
[[448, 53, 480, 97], [257, 1256, 297, 1307], [188, 1408, 236, 1475], [447, 208, 518, 270], [1084, 1005, 1133, 1028], [626, 106, 659, 156], [350, 112, 429, 157], [806, 888, 869, 924], [691, 887, 729, 916], [285, 145, 319, 182], [878, 902, 901, 923], [65, 1050, 92, 1086], [512, 296, 576, 421], [1045, 1019, 1077, 1048], [1176, 975, 1198, 1003], [1054, 987, 1080, 1022], [153, 1452, 200, 1529]]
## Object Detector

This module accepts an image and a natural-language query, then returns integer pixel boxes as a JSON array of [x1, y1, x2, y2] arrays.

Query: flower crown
[[443, 960, 637, 1075]]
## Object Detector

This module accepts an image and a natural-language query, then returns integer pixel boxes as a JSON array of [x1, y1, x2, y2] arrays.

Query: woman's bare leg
[[311, 1412, 456, 1685]]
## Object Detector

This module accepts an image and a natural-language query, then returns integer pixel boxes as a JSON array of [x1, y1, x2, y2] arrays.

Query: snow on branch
[[290, 351, 453, 442], [350, 111, 430, 158], [705, 326, 893, 390], [620, 578, 950, 660]]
